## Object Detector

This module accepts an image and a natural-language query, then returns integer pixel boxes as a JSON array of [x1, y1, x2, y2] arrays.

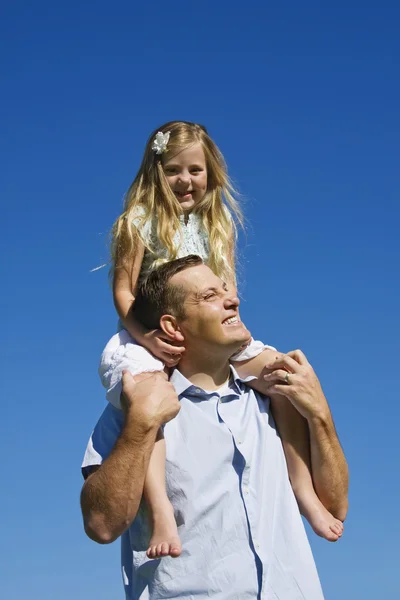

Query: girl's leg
[[269, 394, 344, 541], [233, 350, 344, 542], [145, 429, 182, 558]]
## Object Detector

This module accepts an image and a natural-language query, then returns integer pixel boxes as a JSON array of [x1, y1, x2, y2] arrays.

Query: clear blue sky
[[2, 1, 399, 598]]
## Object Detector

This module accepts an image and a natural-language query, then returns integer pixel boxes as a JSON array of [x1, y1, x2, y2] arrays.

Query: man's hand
[[263, 350, 329, 422], [121, 371, 181, 433]]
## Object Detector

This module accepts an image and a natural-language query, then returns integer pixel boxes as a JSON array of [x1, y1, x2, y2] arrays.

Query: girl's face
[[162, 142, 208, 212]]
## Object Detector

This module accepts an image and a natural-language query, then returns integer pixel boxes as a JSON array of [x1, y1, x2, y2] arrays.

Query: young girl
[[99, 121, 343, 560]]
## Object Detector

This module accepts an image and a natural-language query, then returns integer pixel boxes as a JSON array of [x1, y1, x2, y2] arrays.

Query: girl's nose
[[178, 171, 191, 184]]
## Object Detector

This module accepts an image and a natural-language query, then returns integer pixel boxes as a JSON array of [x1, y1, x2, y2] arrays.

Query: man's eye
[[204, 293, 216, 300]]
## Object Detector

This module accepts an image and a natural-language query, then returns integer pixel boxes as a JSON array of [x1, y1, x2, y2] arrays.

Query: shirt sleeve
[[81, 404, 124, 479]]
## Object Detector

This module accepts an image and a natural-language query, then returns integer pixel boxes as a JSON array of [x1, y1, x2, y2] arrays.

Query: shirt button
[[243, 486, 249, 494], [195, 388, 202, 394], [237, 439, 243, 445], [254, 539, 260, 549]]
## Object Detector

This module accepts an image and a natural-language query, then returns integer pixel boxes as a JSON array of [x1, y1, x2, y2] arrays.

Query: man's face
[[169, 264, 250, 353]]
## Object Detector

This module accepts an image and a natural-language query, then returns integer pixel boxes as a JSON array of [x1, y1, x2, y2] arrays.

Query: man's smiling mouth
[[222, 316, 240, 326]]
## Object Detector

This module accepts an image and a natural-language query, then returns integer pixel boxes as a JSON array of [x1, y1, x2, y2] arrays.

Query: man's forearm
[[81, 420, 158, 544], [308, 411, 349, 521]]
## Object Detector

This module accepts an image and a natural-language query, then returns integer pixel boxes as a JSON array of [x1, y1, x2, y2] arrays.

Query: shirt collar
[[170, 364, 256, 398]]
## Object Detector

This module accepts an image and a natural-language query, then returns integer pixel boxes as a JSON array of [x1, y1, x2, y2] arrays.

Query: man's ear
[[159, 314, 185, 342]]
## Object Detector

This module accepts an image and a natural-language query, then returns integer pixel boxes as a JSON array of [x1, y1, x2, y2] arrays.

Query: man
[[81, 255, 348, 599]]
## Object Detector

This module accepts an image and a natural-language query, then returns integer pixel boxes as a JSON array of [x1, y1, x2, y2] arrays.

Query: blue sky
[[1, 1, 399, 598]]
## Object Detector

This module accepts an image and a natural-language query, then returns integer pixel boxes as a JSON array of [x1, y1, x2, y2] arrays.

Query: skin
[[81, 264, 348, 547], [163, 142, 208, 213]]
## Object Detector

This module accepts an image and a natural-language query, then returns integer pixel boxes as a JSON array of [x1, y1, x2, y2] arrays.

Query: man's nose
[[224, 293, 240, 309]]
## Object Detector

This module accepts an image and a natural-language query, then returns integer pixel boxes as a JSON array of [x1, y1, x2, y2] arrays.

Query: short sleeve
[[81, 404, 124, 479]]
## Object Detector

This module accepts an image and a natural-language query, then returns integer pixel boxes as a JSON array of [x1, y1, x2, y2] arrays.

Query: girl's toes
[[330, 523, 343, 537], [147, 546, 156, 558], [160, 542, 169, 556]]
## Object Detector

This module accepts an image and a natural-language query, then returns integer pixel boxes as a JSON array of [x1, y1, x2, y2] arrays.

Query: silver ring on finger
[[284, 372, 290, 384]]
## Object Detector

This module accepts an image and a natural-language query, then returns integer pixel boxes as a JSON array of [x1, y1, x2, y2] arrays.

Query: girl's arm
[[113, 239, 147, 339], [113, 241, 185, 364]]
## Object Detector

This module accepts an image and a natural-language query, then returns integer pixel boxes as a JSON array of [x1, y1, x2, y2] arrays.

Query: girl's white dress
[[99, 208, 273, 408]]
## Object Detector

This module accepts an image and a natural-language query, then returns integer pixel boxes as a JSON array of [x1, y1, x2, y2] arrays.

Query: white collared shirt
[[82, 367, 324, 600]]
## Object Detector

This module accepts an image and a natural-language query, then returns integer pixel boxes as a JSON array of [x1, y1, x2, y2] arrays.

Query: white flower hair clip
[[151, 131, 171, 155]]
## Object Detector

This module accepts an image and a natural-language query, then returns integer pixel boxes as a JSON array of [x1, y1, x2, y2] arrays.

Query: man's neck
[[177, 351, 232, 391]]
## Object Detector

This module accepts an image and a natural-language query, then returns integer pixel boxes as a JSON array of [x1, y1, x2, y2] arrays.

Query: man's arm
[[263, 350, 349, 521], [80, 371, 180, 544], [308, 407, 348, 520]]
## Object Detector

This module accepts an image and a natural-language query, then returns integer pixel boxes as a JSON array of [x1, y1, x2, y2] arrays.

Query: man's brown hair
[[133, 255, 204, 330]]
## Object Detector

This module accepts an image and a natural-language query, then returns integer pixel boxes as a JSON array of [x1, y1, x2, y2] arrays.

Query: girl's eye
[[164, 168, 177, 175]]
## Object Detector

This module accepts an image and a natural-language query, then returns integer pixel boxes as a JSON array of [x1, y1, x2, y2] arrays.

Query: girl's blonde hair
[[111, 121, 243, 283]]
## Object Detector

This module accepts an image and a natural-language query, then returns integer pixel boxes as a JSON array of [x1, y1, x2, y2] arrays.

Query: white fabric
[[83, 366, 324, 599], [231, 338, 276, 361], [99, 329, 164, 409]]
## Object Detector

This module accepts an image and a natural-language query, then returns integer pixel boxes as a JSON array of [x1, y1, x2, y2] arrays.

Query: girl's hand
[[142, 329, 185, 366]]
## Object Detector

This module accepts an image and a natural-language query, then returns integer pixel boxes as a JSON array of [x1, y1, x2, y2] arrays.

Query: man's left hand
[[263, 350, 329, 422]]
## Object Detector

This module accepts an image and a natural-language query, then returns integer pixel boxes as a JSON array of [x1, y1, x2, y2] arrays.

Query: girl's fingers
[[159, 340, 186, 354], [164, 353, 182, 364], [169, 346, 186, 354], [163, 347, 185, 356]]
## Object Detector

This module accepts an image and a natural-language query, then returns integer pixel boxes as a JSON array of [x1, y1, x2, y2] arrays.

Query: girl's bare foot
[[146, 505, 182, 559], [301, 499, 344, 542]]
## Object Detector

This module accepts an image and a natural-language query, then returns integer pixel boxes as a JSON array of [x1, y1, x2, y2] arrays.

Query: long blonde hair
[[111, 121, 243, 283]]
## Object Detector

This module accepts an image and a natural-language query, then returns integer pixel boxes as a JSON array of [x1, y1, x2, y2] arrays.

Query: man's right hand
[[121, 371, 181, 433]]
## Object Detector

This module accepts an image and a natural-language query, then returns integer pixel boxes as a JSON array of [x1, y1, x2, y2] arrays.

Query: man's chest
[[163, 392, 271, 503]]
